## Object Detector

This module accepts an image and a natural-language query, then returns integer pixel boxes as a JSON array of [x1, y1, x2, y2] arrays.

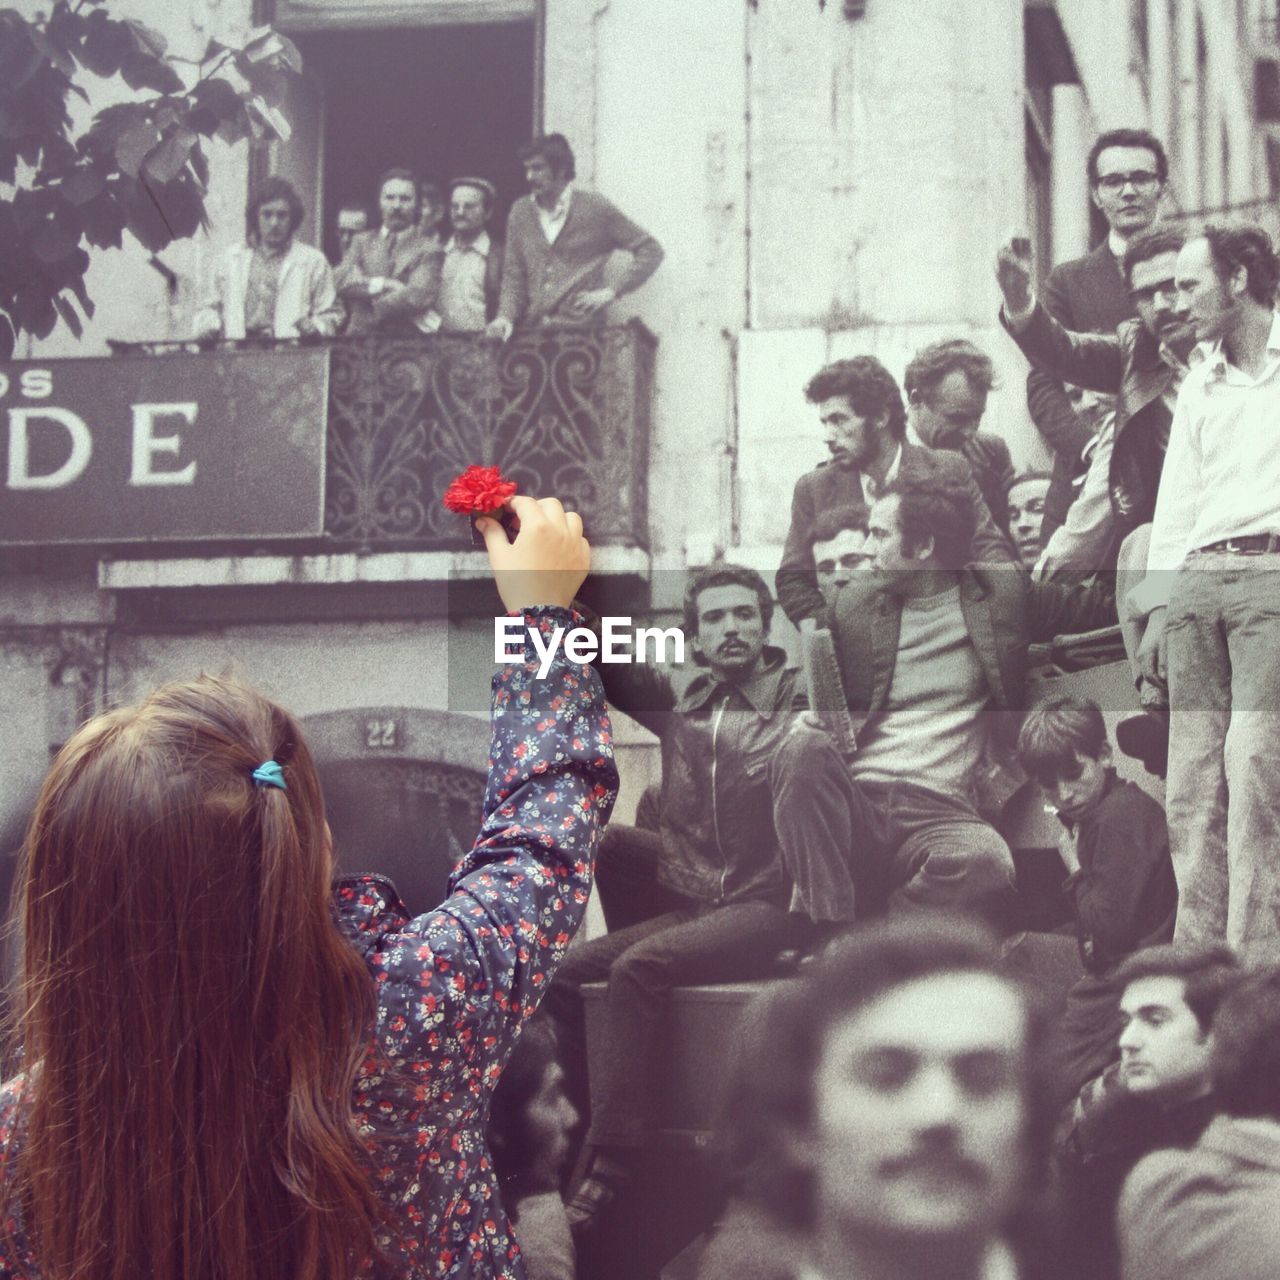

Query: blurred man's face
[[524, 155, 562, 202], [450, 185, 490, 240], [818, 396, 883, 471], [337, 208, 368, 257], [812, 972, 1029, 1243], [815, 527, 872, 602], [694, 584, 767, 680], [1175, 237, 1236, 345], [256, 197, 293, 251], [1043, 747, 1111, 824], [379, 178, 419, 233], [1091, 145, 1163, 237], [1118, 975, 1215, 1102], [1006, 477, 1049, 569], [910, 371, 987, 450]]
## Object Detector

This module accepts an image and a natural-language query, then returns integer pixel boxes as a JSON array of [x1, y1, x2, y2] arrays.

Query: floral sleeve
[[340, 606, 618, 1096]]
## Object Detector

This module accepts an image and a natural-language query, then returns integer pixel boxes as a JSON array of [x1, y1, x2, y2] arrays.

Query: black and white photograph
[[3, 1, 1280, 1277]]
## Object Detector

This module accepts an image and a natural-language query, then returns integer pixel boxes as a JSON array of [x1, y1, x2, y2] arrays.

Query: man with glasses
[[1027, 129, 1168, 545]]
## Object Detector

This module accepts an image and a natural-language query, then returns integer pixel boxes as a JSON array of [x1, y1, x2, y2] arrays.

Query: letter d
[[7, 408, 92, 490]]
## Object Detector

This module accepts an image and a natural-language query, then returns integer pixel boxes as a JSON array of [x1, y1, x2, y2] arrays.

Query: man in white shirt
[[438, 177, 504, 333], [1128, 223, 1280, 954]]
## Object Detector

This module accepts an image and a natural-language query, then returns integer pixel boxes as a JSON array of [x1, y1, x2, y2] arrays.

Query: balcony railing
[[45, 322, 654, 556]]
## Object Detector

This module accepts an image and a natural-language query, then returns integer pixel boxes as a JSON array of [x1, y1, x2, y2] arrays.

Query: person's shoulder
[[790, 459, 836, 495], [288, 240, 331, 268], [901, 442, 970, 479], [1123, 1139, 1231, 1211]]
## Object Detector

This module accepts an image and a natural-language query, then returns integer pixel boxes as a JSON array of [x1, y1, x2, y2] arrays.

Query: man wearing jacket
[[194, 177, 341, 342], [771, 457, 1116, 930], [777, 355, 1018, 631], [540, 564, 808, 1232], [1027, 128, 1168, 542]]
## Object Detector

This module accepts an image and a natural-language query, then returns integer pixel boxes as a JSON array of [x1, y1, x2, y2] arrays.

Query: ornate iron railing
[[103, 322, 655, 551], [325, 323, 654, 548]]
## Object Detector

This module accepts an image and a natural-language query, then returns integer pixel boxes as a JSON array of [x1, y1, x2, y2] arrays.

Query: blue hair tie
[[251, 760, 287, 791]]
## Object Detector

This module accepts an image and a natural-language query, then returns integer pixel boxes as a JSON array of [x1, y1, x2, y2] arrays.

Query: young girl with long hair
[[0, 495, 616, 1280]]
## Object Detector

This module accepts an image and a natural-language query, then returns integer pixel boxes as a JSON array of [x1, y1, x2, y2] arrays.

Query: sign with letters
[[0, 348, 328, 544]]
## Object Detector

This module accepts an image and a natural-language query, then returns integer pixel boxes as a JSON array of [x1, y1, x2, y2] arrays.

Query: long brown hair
[[7, 675, 383, 1280]]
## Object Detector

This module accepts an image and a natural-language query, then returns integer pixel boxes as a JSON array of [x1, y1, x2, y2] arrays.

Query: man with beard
[[777, 356, 1017, 631], [334, 166, 443, 334], [539, 565, 810, 1235], [1127, 224, 1280, 953], [997, 226, 1195, 774], [486, 132, 663, 339], [695, 916, 1062, 1280]]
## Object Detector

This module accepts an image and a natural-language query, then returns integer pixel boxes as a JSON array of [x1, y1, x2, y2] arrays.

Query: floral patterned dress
[[0, 607, 618, 1279]]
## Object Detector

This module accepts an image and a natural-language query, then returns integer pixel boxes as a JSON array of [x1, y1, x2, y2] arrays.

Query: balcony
[[1, 324, 654, 586]]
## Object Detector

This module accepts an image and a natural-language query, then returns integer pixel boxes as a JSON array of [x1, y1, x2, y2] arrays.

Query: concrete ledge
[[99, 546, 652, 590]]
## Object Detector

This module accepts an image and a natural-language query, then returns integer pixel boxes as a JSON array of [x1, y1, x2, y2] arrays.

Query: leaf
[[189, 76, 242, 129], [67, 268, 95, 317], [114, 119, 161, 177], [119, 48, 183, 94], [60, 166, 106, 205], [46, 3, 86, 55], [242, 61, 288, 107], [14, 284, 58, 339], [0, 313, 13, 360], [142, 125, 195, 184], [54, 291, 83, 339], [245, 96, 290, 143], [31, 202, 82, 263], [79, 11, 131, 78], [27, 25, 76, 77], [122, 18, 168, 58], [187, 141, 208, 188], [80, 190, 125, 249]]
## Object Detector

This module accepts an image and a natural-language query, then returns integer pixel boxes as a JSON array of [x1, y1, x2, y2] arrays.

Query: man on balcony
[[334, 167, 443, 335], [193, 177, 341, 342], [776, 356, 1017, 632], [485, 133, 663, 340], [438, 177, 504, 333]]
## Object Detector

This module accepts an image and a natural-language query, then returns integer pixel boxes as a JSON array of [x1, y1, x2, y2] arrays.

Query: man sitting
[[194, 177, 340, 342], [540, 566, 808, 1233], [771, 457, 1115, 933]]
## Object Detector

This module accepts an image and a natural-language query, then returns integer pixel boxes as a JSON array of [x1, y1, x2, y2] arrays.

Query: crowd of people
[[194, 132, 663, 343], [4, 118, 1280, 1280]]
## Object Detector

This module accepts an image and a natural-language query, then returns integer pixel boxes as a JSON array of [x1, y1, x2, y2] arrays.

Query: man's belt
[[1197, 533, 1280, 554]]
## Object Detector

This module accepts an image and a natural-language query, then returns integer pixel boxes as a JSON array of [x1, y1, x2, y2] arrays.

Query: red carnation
[[442, 465, 517, 516]]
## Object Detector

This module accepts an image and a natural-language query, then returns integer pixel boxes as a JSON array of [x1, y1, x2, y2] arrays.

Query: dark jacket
[[777, 443, 1018, 627], [825, 569, 1117, 811], [962, 430, 1017, 534], [1004, 301, 1176, 539], [598, 647, 801, 906], [1028, 242, 1138, 538], [1061, 769, 1176, 975]]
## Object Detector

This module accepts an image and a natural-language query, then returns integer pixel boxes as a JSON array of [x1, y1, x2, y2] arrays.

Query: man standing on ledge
[[1128, 224, 1280, 954], [486, 133, 663, 340]]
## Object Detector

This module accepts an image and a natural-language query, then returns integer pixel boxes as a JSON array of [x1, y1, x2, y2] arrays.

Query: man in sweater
[[1028, 129, 1167, 542], [485, 133, 663, 339], [776, 356, 1018, 632]]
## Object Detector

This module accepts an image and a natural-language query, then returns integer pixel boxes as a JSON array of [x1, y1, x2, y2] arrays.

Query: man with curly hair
[[777, 355, 1018, 630], [1127, 223, 1280, 954]]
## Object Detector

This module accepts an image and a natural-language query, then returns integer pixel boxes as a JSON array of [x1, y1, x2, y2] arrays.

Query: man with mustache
[[777, 356, 1018, 632], [539, 565, 810, 1236], [696, 916, 1058, 1280], [997, 225, 1195, 775]]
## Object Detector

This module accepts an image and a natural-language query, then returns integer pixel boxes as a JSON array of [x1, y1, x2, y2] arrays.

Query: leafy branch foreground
[[0, 0, 301, 357]]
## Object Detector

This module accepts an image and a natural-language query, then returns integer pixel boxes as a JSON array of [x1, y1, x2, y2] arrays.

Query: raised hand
[[476, 495, 590, 612], [996, 235, 1035, 316]]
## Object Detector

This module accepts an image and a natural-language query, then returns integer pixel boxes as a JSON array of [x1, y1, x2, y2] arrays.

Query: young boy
[[1014, 695, 1177, 1104]]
